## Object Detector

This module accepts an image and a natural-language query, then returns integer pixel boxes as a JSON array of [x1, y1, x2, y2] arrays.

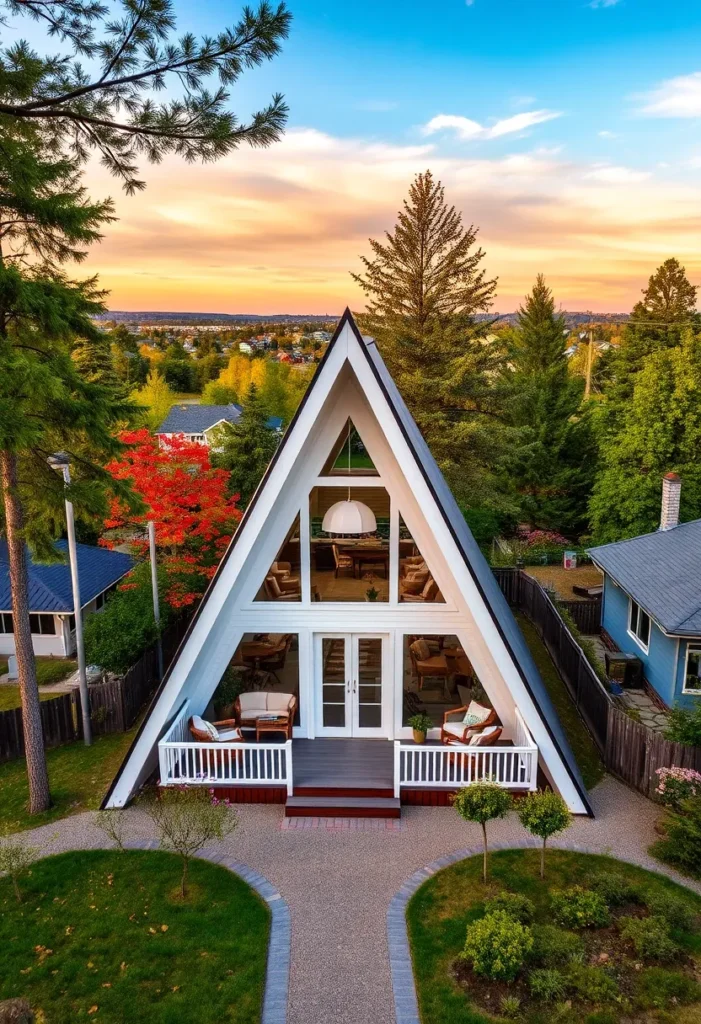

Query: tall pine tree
[[212, 383, 280, 507], [352, 170, 521, 510], [505, 275, 592, 535]]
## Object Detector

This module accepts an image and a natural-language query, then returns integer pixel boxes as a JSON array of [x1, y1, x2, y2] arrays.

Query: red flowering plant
[[101, 430, 242, 608]]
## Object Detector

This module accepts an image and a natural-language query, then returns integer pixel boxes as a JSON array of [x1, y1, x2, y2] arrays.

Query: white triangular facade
[[105, 312, 589, 813]]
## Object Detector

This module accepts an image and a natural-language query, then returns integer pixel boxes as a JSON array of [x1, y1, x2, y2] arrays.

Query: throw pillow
[[462, 712, 482, 726], [467, 700, 491, 724], [412, 639, 431, 661]]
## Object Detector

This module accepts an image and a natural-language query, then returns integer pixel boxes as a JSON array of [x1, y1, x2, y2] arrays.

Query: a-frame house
[[104, 310, 591, 816]]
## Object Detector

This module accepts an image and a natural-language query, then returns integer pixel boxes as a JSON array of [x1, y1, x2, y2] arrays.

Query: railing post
[[393, 741, 401, 799], [285, 739, 294, 797]]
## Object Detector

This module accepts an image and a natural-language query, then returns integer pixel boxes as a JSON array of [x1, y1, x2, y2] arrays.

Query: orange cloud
[[81, 128, 701, 313]]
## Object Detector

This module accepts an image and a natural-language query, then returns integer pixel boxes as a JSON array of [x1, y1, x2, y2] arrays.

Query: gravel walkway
[[12, 775, 701, 1024]]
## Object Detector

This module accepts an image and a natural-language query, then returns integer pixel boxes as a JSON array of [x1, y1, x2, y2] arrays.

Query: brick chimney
[[660, 473, 681, 531]]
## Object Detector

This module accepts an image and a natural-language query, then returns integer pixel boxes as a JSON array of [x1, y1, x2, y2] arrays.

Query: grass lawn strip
[[0, 728, 136, 833], [406, 848, 701, 1024], [0, 849, 269, 1023], [515, 612, 605, 789], [34, 657, 77, 686], [0, 686, 62, 711]]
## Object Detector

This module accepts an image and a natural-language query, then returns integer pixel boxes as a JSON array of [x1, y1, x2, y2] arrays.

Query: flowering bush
[[550, 886, 610, 929], [523, 530, 569, 550], [461, 910, 533, 981], [655, 767, 701, 811]]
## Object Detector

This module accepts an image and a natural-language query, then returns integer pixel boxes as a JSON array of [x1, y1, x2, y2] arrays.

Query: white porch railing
[[158, 701, 294, 796], [393, 710, 538, 798]]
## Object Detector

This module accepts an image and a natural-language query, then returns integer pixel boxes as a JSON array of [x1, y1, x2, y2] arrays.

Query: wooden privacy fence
[[606, 707, 701, 800], [492, 567, 601, 634], [0, 614, 192, 761]]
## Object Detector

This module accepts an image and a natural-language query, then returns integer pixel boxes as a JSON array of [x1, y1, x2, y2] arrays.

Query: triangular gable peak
[[104, 310, 590, 814]]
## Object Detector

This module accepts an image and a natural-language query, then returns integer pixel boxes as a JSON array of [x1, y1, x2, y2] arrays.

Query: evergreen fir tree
[[212, 383, 280, 506], [352, 170, 521, 509], [505, 275, 593, 534], [72, 331, 123, 393]]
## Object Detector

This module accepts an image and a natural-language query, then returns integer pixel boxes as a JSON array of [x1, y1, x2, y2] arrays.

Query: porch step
[[293, 785, 395, 799], [284, 795, 401, 819]]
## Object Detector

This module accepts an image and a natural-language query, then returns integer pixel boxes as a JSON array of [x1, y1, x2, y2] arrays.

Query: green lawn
[[516, 612, 605, 790], [35, 657, 77, 685], [0, 686, 62, 711], [0, 849, 269, 1024], [0, 728, 136, 833], [407, 848, 701, 1024]]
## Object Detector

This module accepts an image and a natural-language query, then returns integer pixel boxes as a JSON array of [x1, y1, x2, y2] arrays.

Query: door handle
[[353, 679, 357, 694], [347, 679, 351, 693]]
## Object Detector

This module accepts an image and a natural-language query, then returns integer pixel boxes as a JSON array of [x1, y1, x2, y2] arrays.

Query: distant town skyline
[[71, 0, 701, 312]]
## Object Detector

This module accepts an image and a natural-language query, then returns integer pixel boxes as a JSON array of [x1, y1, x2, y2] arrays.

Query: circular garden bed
[[0, 849, 270, 1023], [407, 848, 701, 1023]]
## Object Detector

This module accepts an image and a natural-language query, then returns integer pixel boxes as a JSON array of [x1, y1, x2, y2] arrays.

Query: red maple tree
[[102, 430, 242, 608]]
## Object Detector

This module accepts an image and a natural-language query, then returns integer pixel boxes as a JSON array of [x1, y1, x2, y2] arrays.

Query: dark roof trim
[[101, 308, 355, 808]]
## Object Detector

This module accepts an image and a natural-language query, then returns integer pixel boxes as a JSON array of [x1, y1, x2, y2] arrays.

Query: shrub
[[0, 833, 39, 902], [530, 924, 584, 966], [517, 791, 571, 879], [567, 964, 619, 1003], [644, 888, 697, 932], [461, 910, 533, 982], [529, 967, 567, 1001], [453, 783, 513, 883], [655, 794, 701, 877], [655, 766, 701, 811], [666, 703, 701, 746], [551, 886, 610, 929], [484, 891, 535, 924], [499, 994, 521, 1018], [635, 966, 701, 1009], [212, 663, 248, 714], [588, 871, 640, 908], [619, 915, 679, 962]]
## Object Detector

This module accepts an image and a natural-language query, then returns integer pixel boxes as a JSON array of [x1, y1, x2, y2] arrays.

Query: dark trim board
[[206, 786, 287, 804]]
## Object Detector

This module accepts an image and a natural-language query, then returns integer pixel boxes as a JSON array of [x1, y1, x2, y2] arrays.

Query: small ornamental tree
[[453, 782, 513, 883], [144, 787, 238, 898], [102, 430, 242, 608], [0, 832, 39, 902], [517, 790, 572, 879]]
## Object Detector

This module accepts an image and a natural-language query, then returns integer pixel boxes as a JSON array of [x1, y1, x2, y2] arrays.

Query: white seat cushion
[[237, 709, 276, 721], [238, 693, 267, 713], [442, 723, 469, 740], [267, 692, 293, 713], [469, 725, 499, 746], [192, 715, 219, 740]]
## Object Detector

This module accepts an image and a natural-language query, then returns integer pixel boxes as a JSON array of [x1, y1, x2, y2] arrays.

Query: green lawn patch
[[407, 848, 701, 1024], [0, 849, 269, 1023], [515, 612, 605, 790], [0, 686, 62, 711], [35, 657, 77, 685], [0, 657, 8, 676], [0, 729, 136, 833]]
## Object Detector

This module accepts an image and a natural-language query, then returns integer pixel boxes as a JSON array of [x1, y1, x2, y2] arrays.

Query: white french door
[[315, 633, 388, 737]]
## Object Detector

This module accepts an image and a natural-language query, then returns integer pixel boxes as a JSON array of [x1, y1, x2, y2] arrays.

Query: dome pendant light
[[321, 422, 377, 535]]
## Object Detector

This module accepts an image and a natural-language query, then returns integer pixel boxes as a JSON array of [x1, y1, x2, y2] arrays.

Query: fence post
[[393, 741, 401, 799]]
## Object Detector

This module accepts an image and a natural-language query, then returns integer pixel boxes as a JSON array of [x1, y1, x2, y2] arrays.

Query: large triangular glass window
[[255, 513, 301, 602], [398, 513, 445, 603], [320, 418, 378, 476]]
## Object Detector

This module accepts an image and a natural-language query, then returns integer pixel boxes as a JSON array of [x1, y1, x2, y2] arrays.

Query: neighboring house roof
[[589, 520, 701, 635], [156, 404, 242, 434], [156, 404, 283, 435], [0, 540, 133, 614], [103, 309, 591, 815]]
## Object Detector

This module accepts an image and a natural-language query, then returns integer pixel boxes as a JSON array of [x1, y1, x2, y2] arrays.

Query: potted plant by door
[[408, 713, 433, 744], [365, 585, 379, 602]]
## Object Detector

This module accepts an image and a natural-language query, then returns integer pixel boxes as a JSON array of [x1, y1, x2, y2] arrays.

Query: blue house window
[[684, 646, 701, 694], [628, 599, 651, 652]]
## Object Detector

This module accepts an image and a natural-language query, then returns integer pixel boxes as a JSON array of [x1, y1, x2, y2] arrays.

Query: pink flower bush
[[655, 766, 701, 809], [524, 530, 569, 549]]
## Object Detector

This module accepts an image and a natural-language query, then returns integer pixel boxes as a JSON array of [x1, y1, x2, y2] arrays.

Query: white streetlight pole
[[147, 521, 163, 679], [49, 455, 92, 745]]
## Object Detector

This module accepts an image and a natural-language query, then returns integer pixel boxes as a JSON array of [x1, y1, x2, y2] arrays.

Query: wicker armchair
[[409, 639, 450, 692], [332, 544, 354, 578], [402, 577, 440, 603], [188, 716, 243, 743], [263, 574, 301, 601], [440, 702, 498, 745]]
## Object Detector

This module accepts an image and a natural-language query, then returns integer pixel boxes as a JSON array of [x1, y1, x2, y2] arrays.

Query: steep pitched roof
[[0, 540, 133, 613], [589, 519, 701, 635], [156, 403, 242, 434], [103, 309, 591, 814]]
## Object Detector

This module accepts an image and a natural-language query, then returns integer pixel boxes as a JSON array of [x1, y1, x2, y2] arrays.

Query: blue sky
[[46, 0, 701, 311]]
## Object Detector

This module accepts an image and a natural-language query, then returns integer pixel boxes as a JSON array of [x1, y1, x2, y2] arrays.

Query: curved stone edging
[[387, 838, 699, 1024], [130, 840, 290, 1024]]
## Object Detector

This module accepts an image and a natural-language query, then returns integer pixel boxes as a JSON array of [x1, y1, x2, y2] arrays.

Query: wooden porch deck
[[292, 738, 394, 791]]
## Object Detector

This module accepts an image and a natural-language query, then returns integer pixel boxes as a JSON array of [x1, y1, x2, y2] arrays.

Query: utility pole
[[584, 328, 594, 401]]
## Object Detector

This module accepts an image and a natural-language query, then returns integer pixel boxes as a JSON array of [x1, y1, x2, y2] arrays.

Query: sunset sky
[[59, 0, 701, 312]]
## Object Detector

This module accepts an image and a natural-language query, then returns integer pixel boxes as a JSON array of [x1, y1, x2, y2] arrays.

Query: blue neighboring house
[[589, 506, 701, 710], [0, 540, 133, 659], [156, 404, 283, 447]]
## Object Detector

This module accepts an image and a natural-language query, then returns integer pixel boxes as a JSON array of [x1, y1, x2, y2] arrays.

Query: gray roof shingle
[[0, 540, 133, 613], [156, 404, 242, 434], [589, 520, 701, 635]]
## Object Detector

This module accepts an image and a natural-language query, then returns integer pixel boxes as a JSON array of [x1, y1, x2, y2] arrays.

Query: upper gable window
[[320, 419, 378, 476], [310, 486, 389, 602], [255, 514, 301, 602]]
